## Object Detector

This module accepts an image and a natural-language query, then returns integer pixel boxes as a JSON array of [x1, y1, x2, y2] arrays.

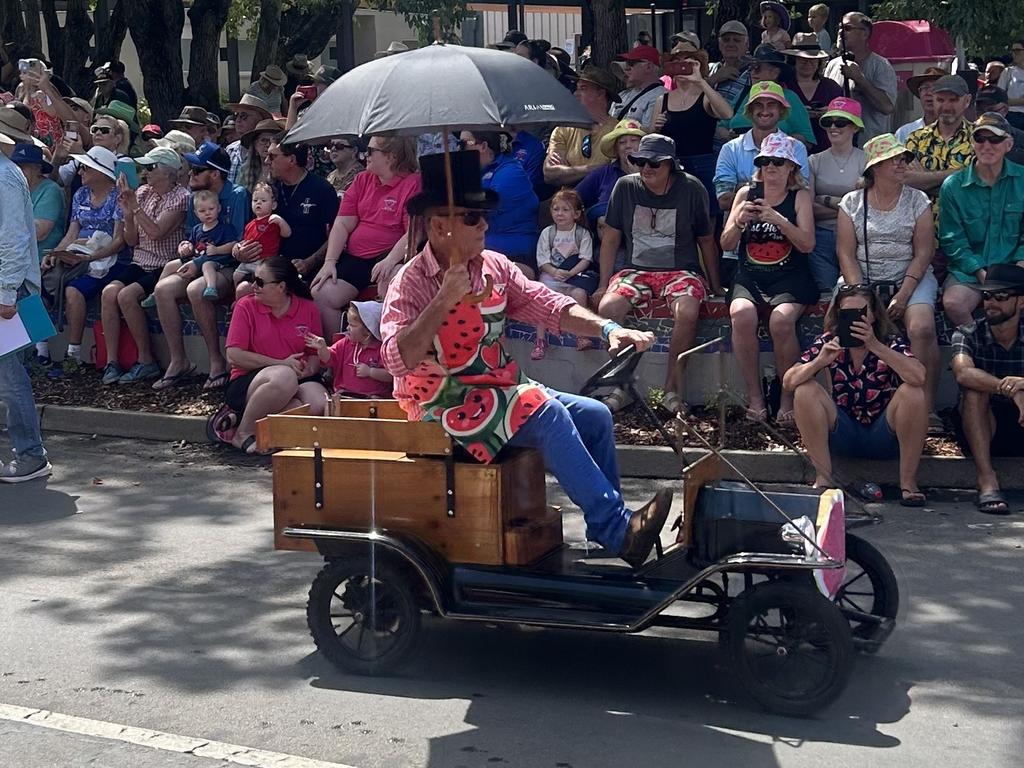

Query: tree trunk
[[125, 0, 185, 124], [589, 0, 626, 69], [186, 0, 232, 109], [277, 2, 339, 65], [250, 0, 282, 85], [95, 0, 128, 67], [0, 0, 27, 52], [23, 0, 42, 55], [59, 0, 94, 96]]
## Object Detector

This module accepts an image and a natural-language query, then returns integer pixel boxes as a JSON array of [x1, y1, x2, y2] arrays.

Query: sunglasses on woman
[[754, 157, 788, 168], [837, 282, 871, 294], [819, 117, 852, 129], [90, 125, 112, 135], [253, 276, 280, 288]]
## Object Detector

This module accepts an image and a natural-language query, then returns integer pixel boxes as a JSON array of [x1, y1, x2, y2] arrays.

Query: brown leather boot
[[618, 488, 673, 569]]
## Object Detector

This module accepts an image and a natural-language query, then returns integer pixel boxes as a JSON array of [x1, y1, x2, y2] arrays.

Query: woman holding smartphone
[[783, 284, 928, 505], [834, 133, 940, 425], [650, 43, 733, 215], [722, 132, 817, 424]]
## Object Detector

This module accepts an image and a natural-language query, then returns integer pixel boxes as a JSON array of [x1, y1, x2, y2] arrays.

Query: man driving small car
[[380, 150, 672, 568]]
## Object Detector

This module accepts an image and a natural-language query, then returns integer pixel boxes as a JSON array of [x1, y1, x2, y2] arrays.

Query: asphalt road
[[0, 433, 1022, 768]]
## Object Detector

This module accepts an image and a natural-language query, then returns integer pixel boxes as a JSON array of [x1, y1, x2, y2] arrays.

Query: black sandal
[[238, 435, 258, 455], [977, 490, 1010, 515], [203, 372, 229, 391]]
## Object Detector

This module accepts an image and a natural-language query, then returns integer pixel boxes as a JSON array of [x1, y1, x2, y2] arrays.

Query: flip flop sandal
[[900, 489, 927, 507], [206, 404, 240, 444], [602, 387, 629, 414], [203, 372, 230, 391], [152, 364, 197, 391], [775, 409, 796, 426], [238, 435, 259, 455], [977, 490, 1010, 515]]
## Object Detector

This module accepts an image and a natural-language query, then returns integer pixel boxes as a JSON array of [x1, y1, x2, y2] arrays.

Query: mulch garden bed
[[28, 363, 963, 457]]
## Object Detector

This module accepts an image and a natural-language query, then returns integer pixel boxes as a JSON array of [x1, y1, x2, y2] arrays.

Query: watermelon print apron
[[403, 283, 550, 463]]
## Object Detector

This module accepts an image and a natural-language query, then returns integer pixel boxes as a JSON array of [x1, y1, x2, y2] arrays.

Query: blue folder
[[0, 294, 57, 359]]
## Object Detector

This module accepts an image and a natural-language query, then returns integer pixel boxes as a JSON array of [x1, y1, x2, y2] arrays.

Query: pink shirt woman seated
[[310, 135, 421, 336], [224, 256, 328, 453]]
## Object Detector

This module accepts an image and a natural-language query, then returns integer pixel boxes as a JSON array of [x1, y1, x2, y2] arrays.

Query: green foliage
[[365, 0, 471, 45], [873, 0, 1024, 57]]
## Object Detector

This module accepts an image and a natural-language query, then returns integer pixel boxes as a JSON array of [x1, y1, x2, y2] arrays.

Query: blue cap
[[183, 141, 231, 174], [10, 142, 52, 174]]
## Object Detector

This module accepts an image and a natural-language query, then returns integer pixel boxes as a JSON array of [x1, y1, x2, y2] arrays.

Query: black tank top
[[659, 93, 718, 157], [740, 189, 806, 271]]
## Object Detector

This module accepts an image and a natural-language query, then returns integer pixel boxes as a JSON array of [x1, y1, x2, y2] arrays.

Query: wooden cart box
[[261, 401, 560, 566]]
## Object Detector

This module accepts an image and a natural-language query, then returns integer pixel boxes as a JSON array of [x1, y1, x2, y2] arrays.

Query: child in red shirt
[[304, 301, 393, 398], [234, 181, 292, 293]]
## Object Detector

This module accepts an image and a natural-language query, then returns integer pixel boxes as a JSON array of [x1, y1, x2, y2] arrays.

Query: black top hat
[[979, 263, 1024, 293], [406, 150, 500, 216]]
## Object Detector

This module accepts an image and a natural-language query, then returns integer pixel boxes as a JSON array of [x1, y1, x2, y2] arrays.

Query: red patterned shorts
[[607, 269, 707, 309]]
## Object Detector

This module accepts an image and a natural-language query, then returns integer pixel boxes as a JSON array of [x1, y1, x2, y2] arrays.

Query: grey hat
[[932, 74, 969, 97], [628, 134, 682, 171]]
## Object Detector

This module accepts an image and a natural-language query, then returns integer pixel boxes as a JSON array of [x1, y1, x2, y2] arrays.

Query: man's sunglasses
[[329, 141, 353, 151], [253, 276, 280, 289], [631, 157, 667, 168], [981, 289, 1019, 301], [189, 167, 211, 175], [754, 157, 789, 168], [973, 132, 1008, 145], [453, 210, 487, 226], [90, 125, 112, 135], [820, 117, 853, 129]]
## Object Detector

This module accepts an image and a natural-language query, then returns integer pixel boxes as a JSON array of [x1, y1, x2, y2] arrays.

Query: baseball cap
[[972, 111, 1012, 138], [183, 141, 231, 173], [719, 20, 748, 37], [141, 123, 163, 139], [932, 74, 969, 97], [670, 30, 701, 49], [134, 146, 182, 170], [616, 45, 660, 66], [977, 86, 1009, 105]]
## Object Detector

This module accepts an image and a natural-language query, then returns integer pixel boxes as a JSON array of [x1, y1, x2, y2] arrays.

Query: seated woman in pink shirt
[[304, 300, 393, 398], [310, 135, 421, 335], [224, 256, 328, 454]]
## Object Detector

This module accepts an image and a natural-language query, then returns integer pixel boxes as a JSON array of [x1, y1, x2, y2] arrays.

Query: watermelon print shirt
[[800, 332, 916, 425]]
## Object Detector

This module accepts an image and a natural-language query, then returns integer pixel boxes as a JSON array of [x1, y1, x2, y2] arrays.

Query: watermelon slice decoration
[[477, 287, 507, 317], [503, 385, 550, 436], [480, 341, 503, 370], [436, 303, 487, 372], [813, 488, 846, 599], [441, 388, 504, 437], [407, 371, 454, 406], [462, 433, 507, 464], [746, 238, 792, 266]]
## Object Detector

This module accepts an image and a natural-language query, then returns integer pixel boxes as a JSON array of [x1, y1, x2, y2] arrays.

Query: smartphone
[[297, 84, 317, 102], [65, 122, 79, 141], [838, 307, 867, 348], [750, 181, 764, 202]]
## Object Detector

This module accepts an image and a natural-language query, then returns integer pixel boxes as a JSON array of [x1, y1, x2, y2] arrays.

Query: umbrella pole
[[442, 125, 491, 304]]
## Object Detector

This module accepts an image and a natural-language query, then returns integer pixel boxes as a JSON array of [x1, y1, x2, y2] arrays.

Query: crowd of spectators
[[1, 15, 1023, 512]]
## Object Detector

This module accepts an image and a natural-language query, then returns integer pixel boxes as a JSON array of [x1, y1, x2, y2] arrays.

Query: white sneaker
[[0, 457, 52, 483]]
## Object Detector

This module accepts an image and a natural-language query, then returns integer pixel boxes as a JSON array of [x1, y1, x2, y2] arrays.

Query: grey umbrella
[[283, 42, 592, 143]]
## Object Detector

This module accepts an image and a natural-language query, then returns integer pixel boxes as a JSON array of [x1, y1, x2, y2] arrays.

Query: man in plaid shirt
[[950, 263, 1024, 514]]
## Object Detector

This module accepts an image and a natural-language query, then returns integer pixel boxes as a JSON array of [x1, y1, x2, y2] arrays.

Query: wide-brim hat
[[406, 150, 500, 216], [751, 44, 794, 82], [669, 31, 701, 51], [907, 67, 948, 98], [0, 108, 36, 144], [820, 96, 864, 129], [599, 118, 647, 158], [97, 99, 138, 130], [240, 117, 285, 148], [71, 146, 119, 180], [351, 301, 383, 340], [760, 1, 791, 31], [628, 133, 683, 172], [169, 105, 210, 128], [754, 131, 802, 166], [863, 133, 914, 171], [63, 96, 94, 119], [979, 263, 1024, 292], [10, 142, 52, 174], [286, 54, 310, 76], [223, 93, 273, 119], [783, 32, 828, 59], [155, 130, 197, 154], [261, 65, 287, 87], [313, 65, 342, 86], [574, 66, 622, 102]]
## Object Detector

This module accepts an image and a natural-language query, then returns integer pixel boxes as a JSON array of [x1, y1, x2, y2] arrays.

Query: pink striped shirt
[[380, 245, 575, 412]]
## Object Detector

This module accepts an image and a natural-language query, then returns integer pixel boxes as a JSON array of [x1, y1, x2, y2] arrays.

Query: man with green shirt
[[939, 112, 1024, 325]]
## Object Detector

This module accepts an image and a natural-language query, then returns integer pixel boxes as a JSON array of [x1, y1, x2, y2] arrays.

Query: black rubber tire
[[839, 534, 899, 648], [727, 581, 853, 717], [307, 557, 422, 675]]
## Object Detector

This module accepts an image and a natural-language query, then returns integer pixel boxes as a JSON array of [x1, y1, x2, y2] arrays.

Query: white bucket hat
[[351, 301, 383, 341], [71, 146, 118, 180]]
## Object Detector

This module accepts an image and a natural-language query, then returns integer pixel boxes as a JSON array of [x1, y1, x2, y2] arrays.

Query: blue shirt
[[186, 181, 251, 239], [576, 163, 627, 225], [0, 153, 39, 305], [713, 131, 811, 202], [189, 221, 238, 269], [274, 172, 337, 260], [512, 131, 545, 191], [481, 154, 539, 259]]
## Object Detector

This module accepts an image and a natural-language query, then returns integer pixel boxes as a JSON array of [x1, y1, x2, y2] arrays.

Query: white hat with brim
[[351, 301, 383, 341], [71, 146, 119, 180]]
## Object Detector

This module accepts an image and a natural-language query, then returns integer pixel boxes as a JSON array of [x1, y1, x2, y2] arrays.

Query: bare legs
[[231, 365, 327, 450], [904, 303, 940, 412], [942, 283, 981, 328], [960, 390, 1000, 496], [730, 300, 805, 415]]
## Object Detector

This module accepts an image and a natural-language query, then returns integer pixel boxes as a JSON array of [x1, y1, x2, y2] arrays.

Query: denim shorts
[[829, 406, 899, 460]]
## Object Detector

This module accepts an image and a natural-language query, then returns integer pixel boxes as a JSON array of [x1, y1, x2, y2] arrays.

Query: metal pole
[[225, 35, 240, 103], [337, 0, 355, 72], [507, 1, 517, 33], [649, 3, 657, 50]]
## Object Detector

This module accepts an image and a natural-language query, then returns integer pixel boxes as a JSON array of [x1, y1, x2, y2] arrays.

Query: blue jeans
[[507, 390, 631, 552], [810, 227, 839, 293], [0, 351, 45, 460]]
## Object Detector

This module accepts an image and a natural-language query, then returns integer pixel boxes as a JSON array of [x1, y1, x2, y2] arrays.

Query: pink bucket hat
[[820, 97, 864, 129], [755, 131, 802, 166]]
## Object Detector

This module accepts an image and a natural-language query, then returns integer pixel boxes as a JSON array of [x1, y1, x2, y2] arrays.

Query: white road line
[[0, 702, 359, 768]]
